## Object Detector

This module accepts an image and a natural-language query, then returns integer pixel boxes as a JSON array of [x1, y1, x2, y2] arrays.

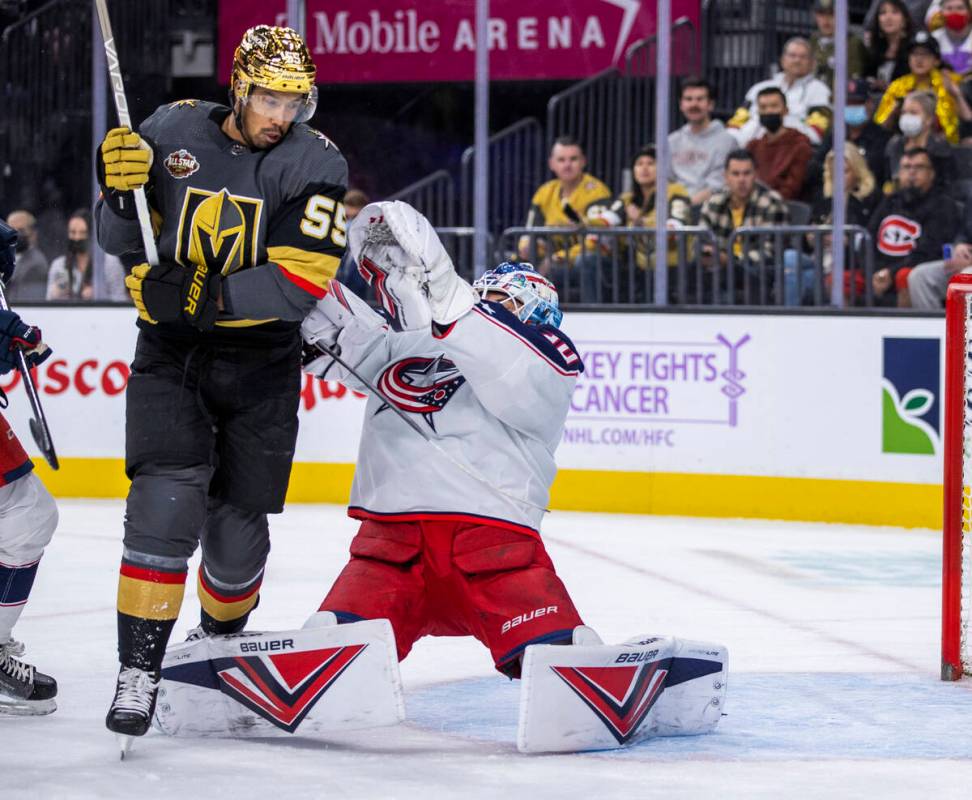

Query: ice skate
[[106, 666, 160, 756], [0, 638, 57, 716], [184, 626, 208, 642]]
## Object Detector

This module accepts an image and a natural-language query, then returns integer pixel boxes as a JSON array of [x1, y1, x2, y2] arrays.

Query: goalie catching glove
[[125, 261, 221, 331], [351, 200, 479, 326]]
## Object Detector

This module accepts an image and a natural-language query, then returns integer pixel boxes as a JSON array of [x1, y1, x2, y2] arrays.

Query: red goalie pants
[[320, 517, 583, 677]]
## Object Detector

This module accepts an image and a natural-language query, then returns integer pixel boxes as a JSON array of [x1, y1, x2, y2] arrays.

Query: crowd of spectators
[[5, 208, 126, 302], [9, 0, 972, 310], [513, 0, 972, 309]]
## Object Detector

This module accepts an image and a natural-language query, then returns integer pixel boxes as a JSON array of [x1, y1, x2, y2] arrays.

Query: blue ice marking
[[407, 673, 972, 759]]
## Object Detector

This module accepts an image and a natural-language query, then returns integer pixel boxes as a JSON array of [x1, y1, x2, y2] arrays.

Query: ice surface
[[5, 501, 972, 799]]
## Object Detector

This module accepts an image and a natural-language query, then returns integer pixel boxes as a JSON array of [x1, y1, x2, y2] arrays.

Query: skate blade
[[117, 733, 134, 760], [0, 696, 56, 716]]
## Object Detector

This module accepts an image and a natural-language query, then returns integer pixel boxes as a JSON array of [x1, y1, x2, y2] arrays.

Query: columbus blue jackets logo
[[162, 644, 367, 733], [551, 661, 668, 745], [376, 355, 465, 431]]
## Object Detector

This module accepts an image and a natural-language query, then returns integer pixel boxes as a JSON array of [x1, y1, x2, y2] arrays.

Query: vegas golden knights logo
[[175, 188, 263, 275]]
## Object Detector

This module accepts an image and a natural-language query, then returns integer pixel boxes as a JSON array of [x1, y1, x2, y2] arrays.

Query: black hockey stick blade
[[29, 412, 59, 471], [19, 350, 59, 470]]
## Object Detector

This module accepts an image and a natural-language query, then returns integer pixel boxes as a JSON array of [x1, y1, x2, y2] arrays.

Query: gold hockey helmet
[[231, 25, 317, 122]]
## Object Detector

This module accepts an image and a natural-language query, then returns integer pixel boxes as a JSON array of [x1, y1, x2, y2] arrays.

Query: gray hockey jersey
[[96, 99, 348, 337], [318, 283, 584, 535]]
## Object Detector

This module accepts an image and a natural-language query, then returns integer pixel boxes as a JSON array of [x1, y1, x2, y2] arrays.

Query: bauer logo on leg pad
[[155, 620, 405, 737]]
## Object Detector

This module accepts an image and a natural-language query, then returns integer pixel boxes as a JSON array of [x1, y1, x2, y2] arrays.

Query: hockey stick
[[94, 0, 159, 267], [0, 280, 58, 470], [312, 340, 549, 515]]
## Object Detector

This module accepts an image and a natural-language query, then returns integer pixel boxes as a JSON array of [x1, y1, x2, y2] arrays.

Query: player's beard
[[251, 119, 288, 149], [235, 105, 289, 150], [258, 127, 284, 146]]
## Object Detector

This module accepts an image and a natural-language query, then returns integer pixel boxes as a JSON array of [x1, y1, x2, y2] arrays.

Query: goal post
[[942, 273, 972, 680]]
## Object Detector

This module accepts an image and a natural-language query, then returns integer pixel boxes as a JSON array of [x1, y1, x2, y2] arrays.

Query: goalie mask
[[231, 25, 318, 126], [473, 262, 563, 328]]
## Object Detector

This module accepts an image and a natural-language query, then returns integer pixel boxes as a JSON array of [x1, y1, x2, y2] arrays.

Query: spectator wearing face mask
[[807, 79, 891, 197], [46, 208, 126, 301], [883, 89, 954, 187], [929, 0, 972, 75], [874, 31, 972, 143], [728, 37, 832, 146], [745, 88, 814, 200], [4, 210, 49, 302]]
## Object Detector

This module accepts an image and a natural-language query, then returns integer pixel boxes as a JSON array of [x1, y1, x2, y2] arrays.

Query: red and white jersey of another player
[[0, 414, 31, 487], [325, 284, 583, 535]]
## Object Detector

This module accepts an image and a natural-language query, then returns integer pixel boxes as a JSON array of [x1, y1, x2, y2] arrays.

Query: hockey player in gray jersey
[[95, 25, 348, 742], [302, 202, 588, 677]]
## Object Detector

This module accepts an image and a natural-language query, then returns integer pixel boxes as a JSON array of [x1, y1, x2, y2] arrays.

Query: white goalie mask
[[472, 262, 563, 328]]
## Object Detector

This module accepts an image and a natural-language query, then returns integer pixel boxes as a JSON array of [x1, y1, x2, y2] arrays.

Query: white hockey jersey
[[310, 282, 583, 535]]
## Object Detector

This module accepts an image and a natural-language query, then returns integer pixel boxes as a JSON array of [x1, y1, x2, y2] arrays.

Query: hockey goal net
[[943, 273, 972, 679]]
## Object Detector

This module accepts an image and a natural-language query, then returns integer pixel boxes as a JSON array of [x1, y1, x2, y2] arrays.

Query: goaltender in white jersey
[[310, 270, 580, 535]]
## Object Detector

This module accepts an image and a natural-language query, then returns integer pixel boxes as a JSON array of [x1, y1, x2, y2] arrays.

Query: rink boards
[[2, 306, 944, 527]]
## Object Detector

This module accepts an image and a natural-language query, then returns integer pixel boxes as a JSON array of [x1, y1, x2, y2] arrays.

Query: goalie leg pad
[[517, 635, 727, 753], [154, 619, 405, 737]]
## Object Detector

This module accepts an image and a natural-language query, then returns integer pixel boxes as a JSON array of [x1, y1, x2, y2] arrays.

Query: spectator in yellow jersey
[[518, 137, 611, 299], [578, 145, 693, 301], [874, 31, 972, 142]]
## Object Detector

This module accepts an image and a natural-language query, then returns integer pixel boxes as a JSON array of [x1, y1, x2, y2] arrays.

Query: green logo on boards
[[881, 338, 939, 455]]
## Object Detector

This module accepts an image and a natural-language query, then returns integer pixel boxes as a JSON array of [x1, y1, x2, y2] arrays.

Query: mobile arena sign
[[218, 0, 701, 83], [4, 306, 945, 528]]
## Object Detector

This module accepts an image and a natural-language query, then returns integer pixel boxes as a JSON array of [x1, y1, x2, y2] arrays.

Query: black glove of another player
[[0, 309, 52, 375], [125, 261, 221, 331]]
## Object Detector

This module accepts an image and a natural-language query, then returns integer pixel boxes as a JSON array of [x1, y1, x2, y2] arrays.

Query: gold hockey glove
[[99, 126, 153, 192]]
